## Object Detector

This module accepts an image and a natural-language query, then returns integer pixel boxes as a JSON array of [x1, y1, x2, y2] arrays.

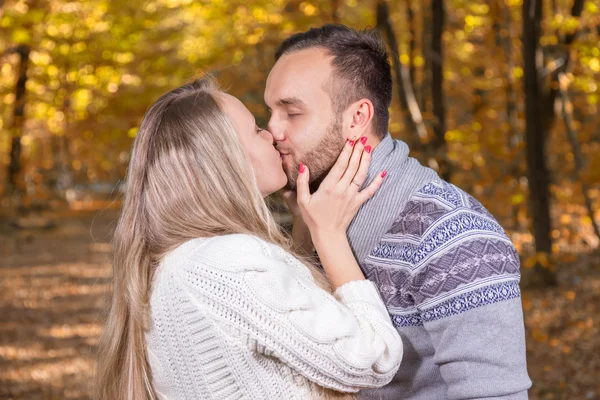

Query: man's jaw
[[283, 160, 329, 193]]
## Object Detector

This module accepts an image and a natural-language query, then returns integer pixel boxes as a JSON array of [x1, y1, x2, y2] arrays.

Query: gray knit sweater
[[349, 134, 532, 399]]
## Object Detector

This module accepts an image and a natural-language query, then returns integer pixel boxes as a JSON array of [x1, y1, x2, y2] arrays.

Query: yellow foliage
[[511, 194, 525, 205], [524, 252, 552, 269], [512, 67, 523, 78], [300, 2, 317, 16], [11, 28, 31, 42], [3, 93, 15, 105], [560, 214, 572, 224], [563, 291, 576, 301], [586, 2, 599, 13]]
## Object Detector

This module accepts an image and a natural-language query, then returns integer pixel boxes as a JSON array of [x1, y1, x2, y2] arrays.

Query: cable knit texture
[[146, 234, 403, 400]]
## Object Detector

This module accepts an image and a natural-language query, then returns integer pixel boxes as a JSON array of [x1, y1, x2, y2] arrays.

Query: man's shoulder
[[370, 178, 517, 269], [365, 179, 522, 314], [387, 178, 500, 239], [408, 178, 495, 216]]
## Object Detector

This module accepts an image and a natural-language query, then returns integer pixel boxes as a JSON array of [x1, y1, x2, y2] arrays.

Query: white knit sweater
[[146, 234, 403, 399]]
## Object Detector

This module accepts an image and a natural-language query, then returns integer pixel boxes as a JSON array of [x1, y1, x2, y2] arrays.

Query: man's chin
[[283, 169, 298, 191], [284, 172, 325, 194], [283, 175, 296, 190]]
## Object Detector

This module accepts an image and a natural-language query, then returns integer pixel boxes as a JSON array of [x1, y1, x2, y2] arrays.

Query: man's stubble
[[285, 117, 346, 193]]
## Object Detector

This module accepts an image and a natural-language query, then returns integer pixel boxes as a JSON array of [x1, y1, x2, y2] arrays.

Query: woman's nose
[[263, 129, 275, 143]]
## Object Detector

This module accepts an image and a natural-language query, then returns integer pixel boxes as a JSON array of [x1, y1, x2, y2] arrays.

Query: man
[[265, 24, 532, 399]]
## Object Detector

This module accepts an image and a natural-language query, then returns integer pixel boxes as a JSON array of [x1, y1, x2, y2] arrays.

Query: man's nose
[[267, 116, 285, 142]]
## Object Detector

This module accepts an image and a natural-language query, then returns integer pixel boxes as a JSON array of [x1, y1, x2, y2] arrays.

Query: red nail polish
[[299, 163, 305, 173], [360, 136, 367, 145], [349, 140, 355, 146], [365, 145, 372, 154], [381, 171, 387, 178]]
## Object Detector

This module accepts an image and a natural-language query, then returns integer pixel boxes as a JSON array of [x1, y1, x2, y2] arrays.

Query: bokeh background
[[1, 0, 599, 398]]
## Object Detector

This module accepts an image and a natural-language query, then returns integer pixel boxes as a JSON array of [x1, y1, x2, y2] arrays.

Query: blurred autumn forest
[[1, 0, 599, 399]]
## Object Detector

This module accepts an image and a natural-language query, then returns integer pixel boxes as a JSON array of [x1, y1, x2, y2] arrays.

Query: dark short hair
[[275, 24, 392, 138]]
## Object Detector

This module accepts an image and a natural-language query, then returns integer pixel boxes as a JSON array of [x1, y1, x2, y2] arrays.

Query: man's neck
[[367, 135, 382, 150]]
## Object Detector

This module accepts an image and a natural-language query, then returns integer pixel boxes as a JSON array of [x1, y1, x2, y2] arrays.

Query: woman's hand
[[283, 190, 313, 256], [295, 137, 386, 244]]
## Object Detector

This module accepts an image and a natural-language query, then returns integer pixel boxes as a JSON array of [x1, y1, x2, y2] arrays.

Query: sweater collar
[[346, 134, 438, 264]]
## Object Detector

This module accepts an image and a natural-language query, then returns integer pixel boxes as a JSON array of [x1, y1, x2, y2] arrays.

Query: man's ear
[[344, 98, 374, 141]]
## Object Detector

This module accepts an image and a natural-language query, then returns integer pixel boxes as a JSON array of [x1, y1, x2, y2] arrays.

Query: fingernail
[[360, 136, 367, 145], [299, 163, 305, 173], [381, 171, 387, 178], [365, 145, 372, 154], [348, 140, 355, 146]]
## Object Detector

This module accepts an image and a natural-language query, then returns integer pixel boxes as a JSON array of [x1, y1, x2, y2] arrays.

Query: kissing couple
[[97, 24, 531, 400]]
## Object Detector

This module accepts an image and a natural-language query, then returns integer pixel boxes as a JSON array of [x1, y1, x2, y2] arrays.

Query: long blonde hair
[[95, 77, 354, 400]]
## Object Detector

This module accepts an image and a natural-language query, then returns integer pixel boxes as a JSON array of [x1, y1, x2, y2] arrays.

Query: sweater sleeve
[[422, 294, 531, 399], [178, 234, 403, 393], [414, 232, 532, 399]]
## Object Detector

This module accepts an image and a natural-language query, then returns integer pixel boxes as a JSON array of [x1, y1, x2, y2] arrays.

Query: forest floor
[[0, 209, 599, 399]]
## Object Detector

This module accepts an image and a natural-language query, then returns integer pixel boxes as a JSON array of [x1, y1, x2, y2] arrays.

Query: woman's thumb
[[296, 163, 310, 207]]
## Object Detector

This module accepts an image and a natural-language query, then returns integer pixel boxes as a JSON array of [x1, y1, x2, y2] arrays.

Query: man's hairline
[[268, 47, 343, 111], [274, 45, 378, 133]]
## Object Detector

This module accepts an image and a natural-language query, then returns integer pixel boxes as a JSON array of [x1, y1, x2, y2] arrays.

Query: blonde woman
[[96, 78, 403, 400]]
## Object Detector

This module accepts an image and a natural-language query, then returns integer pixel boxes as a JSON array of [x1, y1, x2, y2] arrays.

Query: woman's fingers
[[296, 163, 311, 209], [339, 137, 367, 188], [320, 139, 355, 190], [348, 143, 372, 191], [357, 170, 387, 204]]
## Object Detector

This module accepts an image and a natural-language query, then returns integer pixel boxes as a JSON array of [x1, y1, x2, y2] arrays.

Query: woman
[[95, 78, 402, 400]]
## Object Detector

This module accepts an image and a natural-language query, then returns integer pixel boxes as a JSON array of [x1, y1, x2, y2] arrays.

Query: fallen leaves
[[0, 211, 598, 399]]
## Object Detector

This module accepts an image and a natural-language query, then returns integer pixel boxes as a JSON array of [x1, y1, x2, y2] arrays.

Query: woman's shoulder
[[206, 233, 270, 250], [200, 233, 277, 258], [159, 234, 312, 284], [164, 234, 288, 271]]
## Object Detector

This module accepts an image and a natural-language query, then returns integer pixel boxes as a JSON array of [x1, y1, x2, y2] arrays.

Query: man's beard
[[285, 117, 346, 193]]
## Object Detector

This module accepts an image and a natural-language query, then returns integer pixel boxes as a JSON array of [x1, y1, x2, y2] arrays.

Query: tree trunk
[[499, 0, 522, 232], [332, 0, 340, 23], [558, 73, 600, 243], [7, 45, 30, 197], [551, 0, 558, 17], [420, 0, 431, 114], [501, 0, 519, 149], [407, 0, 416, 89], [522, 0, 556, 286], [545, 0, 585, 132], [376, 0, 427, 143], [431, 0, 450, 181]]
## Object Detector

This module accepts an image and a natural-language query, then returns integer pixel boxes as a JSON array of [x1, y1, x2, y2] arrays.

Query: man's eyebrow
[[276, 97, 306, 107]]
